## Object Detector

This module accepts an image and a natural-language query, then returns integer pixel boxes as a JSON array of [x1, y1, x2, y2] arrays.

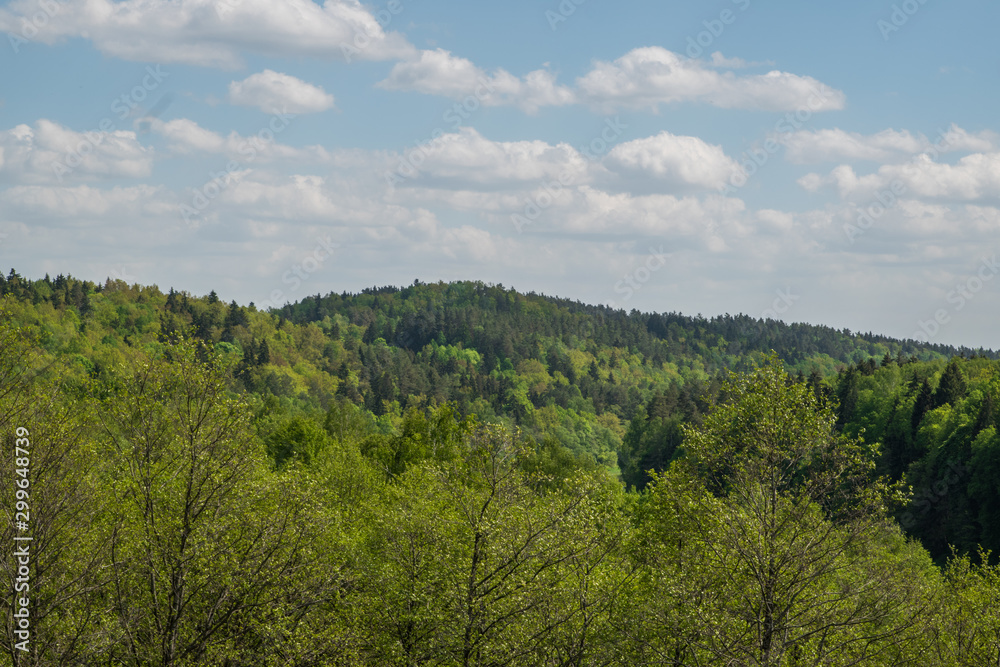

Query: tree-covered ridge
[[4, 313, 1000, 665], [3, 270, 1000, 662], [1, 271, 991, 473], [829, 355, 1000, 563]]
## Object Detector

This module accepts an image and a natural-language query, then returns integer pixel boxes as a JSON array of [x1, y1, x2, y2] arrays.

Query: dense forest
[[3, 270, 1000, 665]]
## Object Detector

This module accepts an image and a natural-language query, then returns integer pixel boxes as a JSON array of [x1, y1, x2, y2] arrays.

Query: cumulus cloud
[[385, 127, 591, 189], [707, 52, 772, 68], [379, 127, 741, 204], [575, 47, 845, 112], [604, 132, 740, 190], [782, 124, 997, 163], [0, 183, 167, 219], [228, 70, 335, 114], [378, 47, 843, 115], [377, 49, 575, 113], [802, 152, 1000, 202], [153, 119, 227, 154], [0, 120, 153, 184], [0, 0, 413, 68], [550, 187, 746, 248], [149, 118, 330, 162]]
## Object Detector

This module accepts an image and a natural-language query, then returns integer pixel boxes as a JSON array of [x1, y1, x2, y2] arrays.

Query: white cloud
[[604, 131, 740, 190], [782, 124, 997, 163], [387, 127, 591, 188], [575, 47, 845, 112], [383, 127, 740, 197], [0, 120, 153, 184], [153, 119, 227, 154], [707, 51, 772, 68], [228, 70, 335, 114], [150, 118, 330, 162], [0, 0, 413, 68], [377, 49, 575, 113], [940, 125, 998, 153], [0, 183, 167, 219], [218, 173, 417, 227], [377, 47, 843, 115], [551, 188, 746, 246], [803, 152, 1000, 202]]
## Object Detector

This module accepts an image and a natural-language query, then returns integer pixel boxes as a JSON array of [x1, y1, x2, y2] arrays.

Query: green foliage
[[264, 414, 333, 468], [91, 339, 325, 664], [630, 358, 932, 666], [936, 550, 1000, 665], [359, 403, 475, 479], [836, 355, 1000, 561], [5, 274, 1000, 664], [0, 274, 982, 476]]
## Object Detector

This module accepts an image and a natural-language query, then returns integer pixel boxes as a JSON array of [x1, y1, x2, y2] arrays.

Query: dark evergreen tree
[[257, 339, 271, 366], [836, 366, 860, 428], [911, 379, 934, 435], [934, 360, 967, 408], [225, 300, 248, 328], [974, 391, 996, 437], [807, 369, 827, 402]]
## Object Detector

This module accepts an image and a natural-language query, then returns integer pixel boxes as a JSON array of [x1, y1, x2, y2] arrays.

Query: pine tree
[[257, 339, 271, 366], [912, 379, 934, 435], [836, 366, 859, 428], [933, 360, 967, 408], [974, 391, 996, 437]]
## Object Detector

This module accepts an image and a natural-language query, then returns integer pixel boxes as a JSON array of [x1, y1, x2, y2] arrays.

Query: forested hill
[[1, 270, 994, 474], [8, 270, 1000, 663], [275, 279, 991, 369]]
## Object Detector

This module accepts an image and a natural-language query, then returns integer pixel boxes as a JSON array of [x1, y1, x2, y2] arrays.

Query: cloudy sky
[[1, 0, 998, 348]]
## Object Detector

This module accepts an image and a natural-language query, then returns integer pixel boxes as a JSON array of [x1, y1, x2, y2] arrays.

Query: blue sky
[[1, 0, 999, 348]]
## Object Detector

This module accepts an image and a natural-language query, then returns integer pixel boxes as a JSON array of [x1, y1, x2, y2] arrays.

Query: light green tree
[[634, 356, 936, 666], [933, 550, 1000, 665], [94, 338, 324, 666], [355, 423, 631, 666], [0, 318, 118, 666]]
